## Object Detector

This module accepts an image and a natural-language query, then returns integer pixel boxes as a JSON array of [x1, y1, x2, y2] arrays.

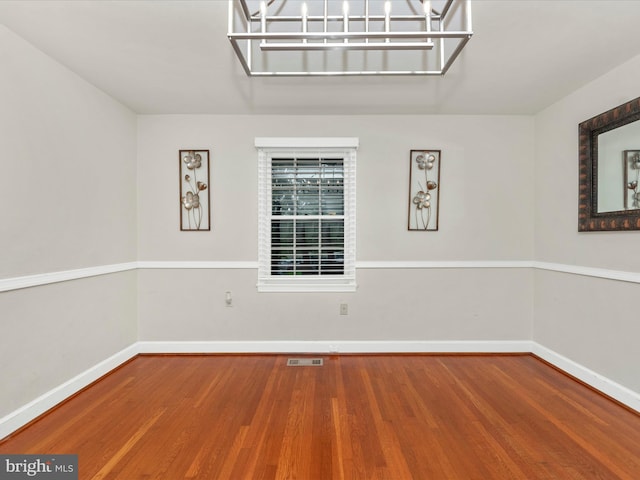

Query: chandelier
[[227, 0, 473, 76]]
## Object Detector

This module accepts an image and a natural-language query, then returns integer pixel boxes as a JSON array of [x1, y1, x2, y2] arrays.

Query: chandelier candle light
[[228, 0, 472, 76]]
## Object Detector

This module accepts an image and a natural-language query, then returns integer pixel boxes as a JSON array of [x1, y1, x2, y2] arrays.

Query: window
[[256, 138, 358, 292]]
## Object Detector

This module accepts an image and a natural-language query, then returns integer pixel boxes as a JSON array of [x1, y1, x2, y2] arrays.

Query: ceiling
[[2, 0, 640, 115]]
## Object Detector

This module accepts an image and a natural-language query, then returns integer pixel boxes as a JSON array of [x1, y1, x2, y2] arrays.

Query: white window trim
[[256, 137, 358, 292]]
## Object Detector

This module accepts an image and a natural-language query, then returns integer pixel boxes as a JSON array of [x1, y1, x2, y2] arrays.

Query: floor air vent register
[[287, 358, 323, 366]]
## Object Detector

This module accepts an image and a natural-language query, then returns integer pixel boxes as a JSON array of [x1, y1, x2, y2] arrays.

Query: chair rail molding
[[3, 260, 640, 292], [533, 261, 640, 284], [0, 262, 138, 293]]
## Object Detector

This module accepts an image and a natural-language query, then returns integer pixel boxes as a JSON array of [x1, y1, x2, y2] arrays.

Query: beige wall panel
[[0, 25, 137, 278], [533, 54, 640, 396], [534, 270, 640, 392], [0, 272, 137, 418], [0, 26, 138, 420], [534, 54, 640, 270], [138, 268, 532, 342], [137, 114, 534, 262]]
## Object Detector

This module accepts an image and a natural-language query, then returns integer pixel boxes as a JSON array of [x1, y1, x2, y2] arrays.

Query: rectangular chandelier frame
[[228, 0, 473, 76]]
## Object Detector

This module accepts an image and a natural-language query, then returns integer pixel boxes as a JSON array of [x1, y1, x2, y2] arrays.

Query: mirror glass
[[597, 120, 640, 212]]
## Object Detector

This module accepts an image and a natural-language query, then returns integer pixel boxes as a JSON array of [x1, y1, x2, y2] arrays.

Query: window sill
[[257, 278, 357, 293]]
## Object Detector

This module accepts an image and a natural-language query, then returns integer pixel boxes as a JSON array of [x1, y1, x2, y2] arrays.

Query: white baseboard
[[531, 343, 640, 413], [137, 340, 533, 354], [2, 340, 638, 440], [0, 343, 139, 440]]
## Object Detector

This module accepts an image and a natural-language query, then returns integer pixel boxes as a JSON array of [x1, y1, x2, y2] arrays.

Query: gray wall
[[0, 25, 138, 417], [138, 268, 532, 343], [534, 54, 640, 392], [136, 114, 534, 343]]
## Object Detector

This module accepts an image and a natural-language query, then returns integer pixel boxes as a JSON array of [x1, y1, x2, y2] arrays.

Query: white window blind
[[256, 138, 357, 292]]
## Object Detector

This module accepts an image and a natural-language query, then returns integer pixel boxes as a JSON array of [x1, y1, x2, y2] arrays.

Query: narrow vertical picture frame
[[408, 149, 440, 231], [179, 149, 210, 231]]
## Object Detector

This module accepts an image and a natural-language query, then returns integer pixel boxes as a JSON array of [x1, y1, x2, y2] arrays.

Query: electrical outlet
[[340, 303, 348, 315]]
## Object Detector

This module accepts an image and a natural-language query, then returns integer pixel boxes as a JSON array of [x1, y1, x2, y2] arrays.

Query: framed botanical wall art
[[408, 149, 440, 231], [179, 149, 210, 231], [623, 150, 640, 210]]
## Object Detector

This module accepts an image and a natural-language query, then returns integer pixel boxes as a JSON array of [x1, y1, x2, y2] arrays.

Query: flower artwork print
[[180, 150, 210, 231], [408, 150, 440, 231], [624, 150, 640, 210]]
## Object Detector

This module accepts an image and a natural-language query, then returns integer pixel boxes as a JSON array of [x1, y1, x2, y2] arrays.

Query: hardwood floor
[[1, 354, 639, 479]]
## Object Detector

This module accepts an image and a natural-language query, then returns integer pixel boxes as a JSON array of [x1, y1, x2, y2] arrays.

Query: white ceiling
[[2, 0, 640, 115]]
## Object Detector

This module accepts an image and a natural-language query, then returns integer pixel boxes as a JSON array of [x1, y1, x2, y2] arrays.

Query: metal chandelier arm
[[228, 0, 473, 76]]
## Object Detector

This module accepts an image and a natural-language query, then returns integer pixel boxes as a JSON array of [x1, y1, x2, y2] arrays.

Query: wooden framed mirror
[[579, 96, 640, 231]]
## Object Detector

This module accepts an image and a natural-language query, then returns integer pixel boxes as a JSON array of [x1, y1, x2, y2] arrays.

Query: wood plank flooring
[[1, 354, 639, 479]]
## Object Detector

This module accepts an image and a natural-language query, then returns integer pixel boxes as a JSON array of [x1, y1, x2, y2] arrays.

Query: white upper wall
[[534, 54, 640, 270], [0, 25, 138, 278], [137, 114, 534, 262]]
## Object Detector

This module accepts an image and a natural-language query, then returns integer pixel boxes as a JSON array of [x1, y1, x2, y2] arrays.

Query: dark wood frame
[[579, 96, 640, 231], [179, 149, 211, 231]]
